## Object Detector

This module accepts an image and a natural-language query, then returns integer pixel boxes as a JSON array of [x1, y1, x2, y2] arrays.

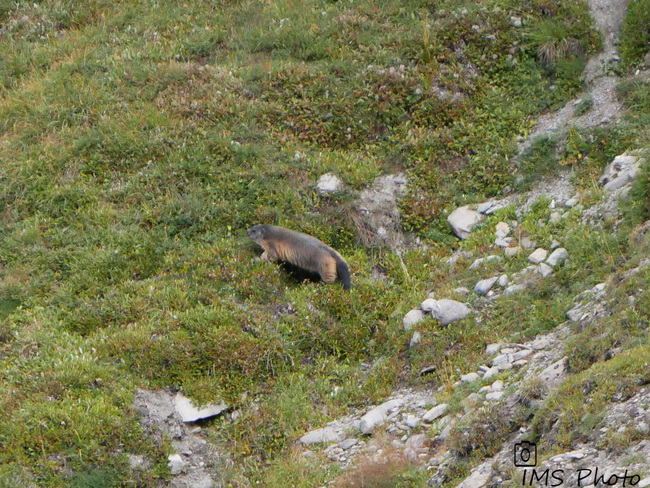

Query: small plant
[[574, 94, 593, 117]]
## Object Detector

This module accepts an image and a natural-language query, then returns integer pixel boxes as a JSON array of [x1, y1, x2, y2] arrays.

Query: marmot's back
[[247, 224, 351, 289]]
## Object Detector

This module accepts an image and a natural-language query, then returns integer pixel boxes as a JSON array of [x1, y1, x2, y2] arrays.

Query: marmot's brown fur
[[247, 224, 351, 289]]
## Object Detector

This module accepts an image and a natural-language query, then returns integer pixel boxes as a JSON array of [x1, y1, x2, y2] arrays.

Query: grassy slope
[[0, 0, 648, 486]]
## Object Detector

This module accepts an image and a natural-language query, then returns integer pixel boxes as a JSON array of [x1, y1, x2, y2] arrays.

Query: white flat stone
[[423, 403, 448, 423], [448, 206, 485, 240], [174, 393, 228, 423]]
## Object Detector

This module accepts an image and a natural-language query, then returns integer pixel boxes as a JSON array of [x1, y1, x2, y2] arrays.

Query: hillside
[[0, 0, 649, 487]]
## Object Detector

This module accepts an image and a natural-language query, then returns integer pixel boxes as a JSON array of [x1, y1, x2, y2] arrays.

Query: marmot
[[247, 224, 352, 289]]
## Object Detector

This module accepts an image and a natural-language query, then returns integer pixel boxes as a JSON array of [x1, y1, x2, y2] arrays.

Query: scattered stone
[[546, 248, 568, 267], [539, 357, 567, 390], [486, 391, 504, 401], [510, 16, 522, 27], [483, 367, 500, 381], [599, 154, 643, 192], [448, 206, 485, 240], [512, 349, 533, 361], [497, 274, 508, 287], [446, 249, 473, 265], [475, 277, 498, 296], [430, 299, 471, 326], [504, 246, 521, 257], [338, 438, 358, 450], [300, 427, 342, 445], [495, 237, 513, 247], [168, 454, 185, 475], [358, 399, 403, 434], [550, 240, 561, 250], [174, 393, 228, 423], [528, 248, 548, 264], [469, 255, 501, 270], [423, 404, 448, 423], [537, 262, 554, 278], [503, 284, 525, 296], [410, 331, 422, 347], [485, 343, 502, 355], [403, 309, 425, 331], [520, 236, 535, 249], [565, 196, 579, 207], [496, 222, 510, 238], [549, 211, 562, 224], [492, 353, 510, 367], [317, 173, 342, 194], [405, 415, 420, 429], [453, 287, 470, 295], [492, 380, 504, 391], [460, 372, 480, 383]]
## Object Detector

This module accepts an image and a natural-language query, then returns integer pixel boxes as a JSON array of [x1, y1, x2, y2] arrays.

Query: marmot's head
[[247, 225, 267, 243]]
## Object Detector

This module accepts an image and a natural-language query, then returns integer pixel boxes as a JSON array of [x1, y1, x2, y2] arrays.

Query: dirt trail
[[518, 0, 629, 153]]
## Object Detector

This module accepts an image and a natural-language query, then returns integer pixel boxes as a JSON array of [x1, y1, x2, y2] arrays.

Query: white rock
[[421, 298, 437, 312], [339, 438, 358, 450], [537, 262, 554, 277], [599, 154, 642, 192], [460, 372, 480, 383], [317, 173, 342, 193], [520, 236, 535, 249], [528, 248, 548, 264], [539, 357, 567, 390], [503, 284, 525, 296], [448, 206, 485, 240], [300, 427, 341, 445], [549, 211, 562, 224], [495, 222, 510, 239], [492, 380, 504, 391], [174, 393, 228, 423], [485, 343, 502, 355], [504, 246, 521, 257], [495, 237, 513, 247], [456, 462, 494, 488], [475, 277, 498, 296], [453, 287, 470, 295], [358, 399, 403, 434], [485, 391, 504, 401], [469, 255, 501, 270], [403, 309, 425, 331], [405, 415, 420, 429], [497, 274, 508, 287], [483, 366, 500, 381], [410, 331, 422, 347], [430, 299, 471, 326], [565, 196, 578, 207], [512, 349, 533, 361], [492, 354, 510, 367], [168, 454, 185, 475], [510, 16, 522, 27], [546, 248, 568, 267], [423, 403, 448, 423]]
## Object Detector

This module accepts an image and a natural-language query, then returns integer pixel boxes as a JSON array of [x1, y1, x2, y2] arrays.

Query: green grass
[[1, 0, 649, 486]]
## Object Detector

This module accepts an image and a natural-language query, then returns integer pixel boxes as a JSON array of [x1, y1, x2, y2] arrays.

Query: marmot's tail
[[335, 255, 352, 290]]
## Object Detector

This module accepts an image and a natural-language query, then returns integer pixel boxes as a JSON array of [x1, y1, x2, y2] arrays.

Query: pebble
[[528, 248, 548, 264], [475, 277, 498, 295], [403, 309, 425, 331]]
